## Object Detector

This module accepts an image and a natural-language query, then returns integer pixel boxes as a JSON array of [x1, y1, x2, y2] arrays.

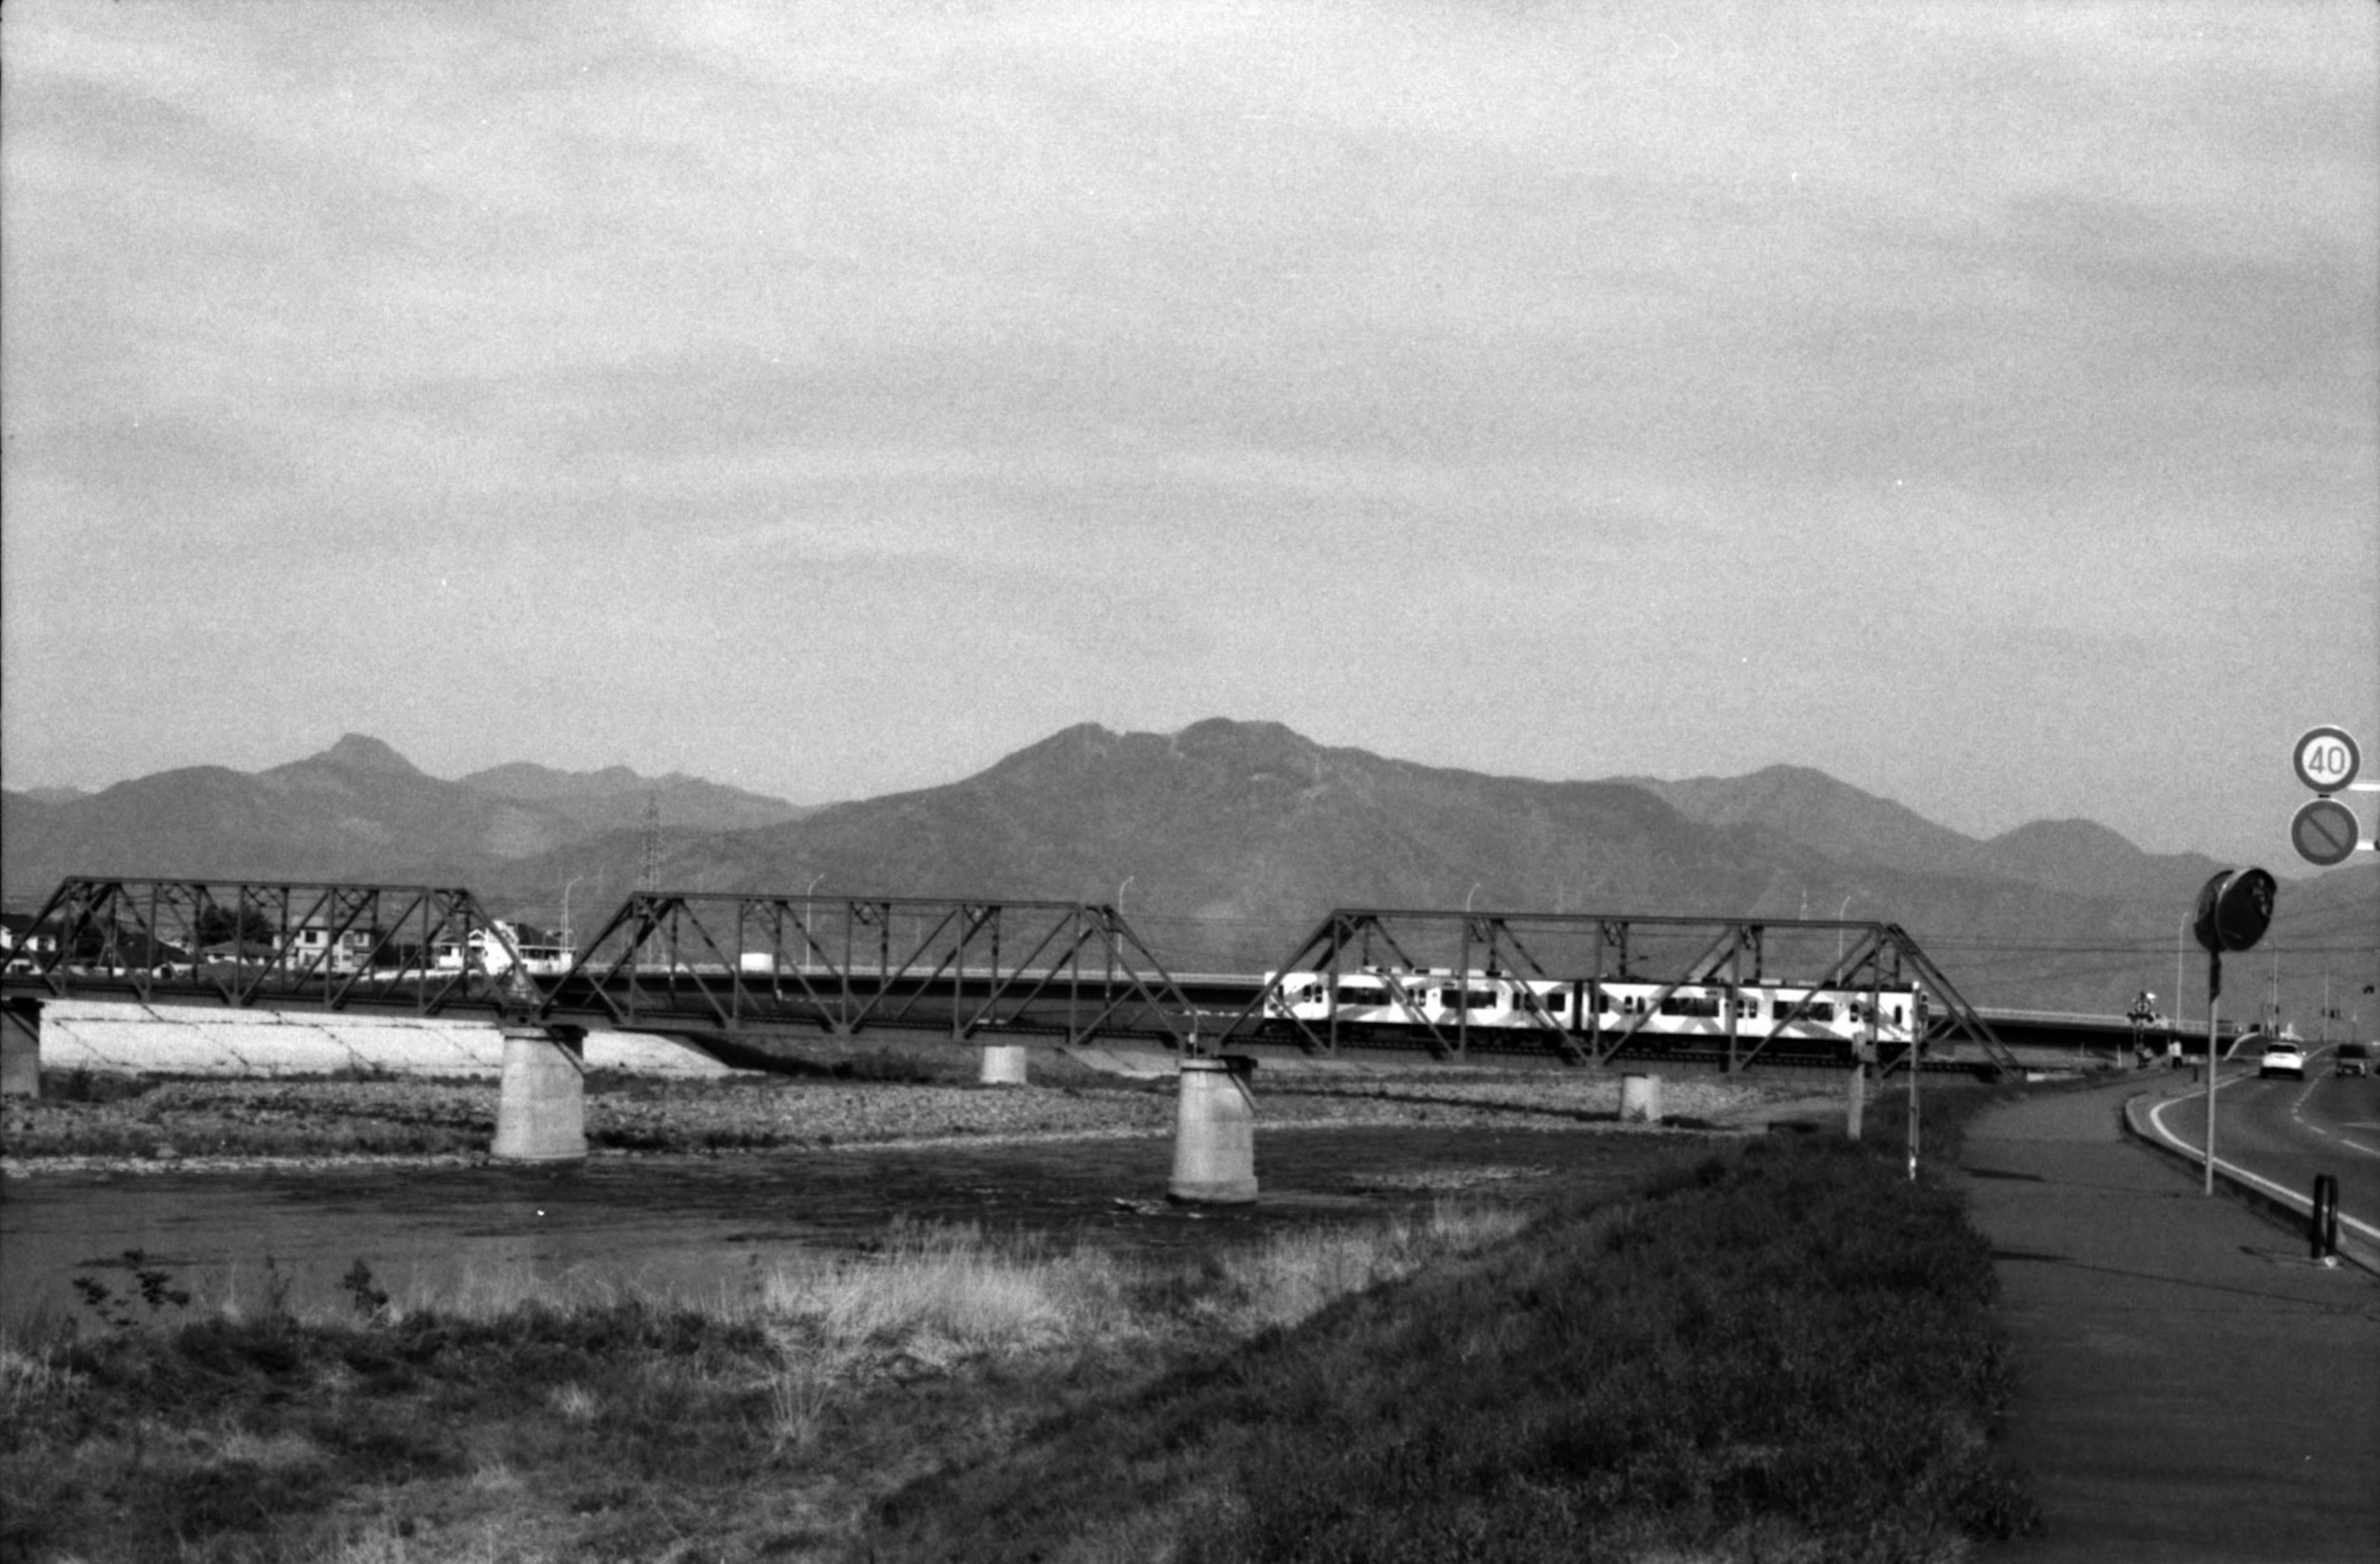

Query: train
[[1260, 966, 1925, 1057]]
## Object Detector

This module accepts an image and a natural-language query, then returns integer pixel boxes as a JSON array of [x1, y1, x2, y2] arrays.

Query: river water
[[0, 1126, 1714, 1329]]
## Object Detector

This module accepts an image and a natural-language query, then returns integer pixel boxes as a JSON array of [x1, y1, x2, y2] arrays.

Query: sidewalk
[[1959, 1077, 2380, 1563]]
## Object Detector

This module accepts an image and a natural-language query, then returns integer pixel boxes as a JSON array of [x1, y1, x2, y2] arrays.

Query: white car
[[2258, 1041, 2308, 1080]]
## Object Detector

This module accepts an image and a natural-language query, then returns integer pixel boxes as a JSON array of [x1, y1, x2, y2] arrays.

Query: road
[[2138, 1042, 2380, 1255]]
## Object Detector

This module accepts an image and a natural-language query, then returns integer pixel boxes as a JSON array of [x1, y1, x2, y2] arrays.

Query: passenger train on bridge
[[1261, 967, 1924, 1057]]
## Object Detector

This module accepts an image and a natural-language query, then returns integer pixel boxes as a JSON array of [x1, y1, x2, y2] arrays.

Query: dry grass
[[1205, 1198, 1531, 1331], [756, 1219, 1132, 1357]]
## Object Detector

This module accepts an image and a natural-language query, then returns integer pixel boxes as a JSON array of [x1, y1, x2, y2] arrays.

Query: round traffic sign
[[2291, 796, 2363, 868], [2293, 726, 2361, 793]]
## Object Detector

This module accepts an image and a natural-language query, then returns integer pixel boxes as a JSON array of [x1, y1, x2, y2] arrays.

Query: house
[[288, 915, 377, 974], [4, 913, 188, 975], [1, 912, 60, 974]]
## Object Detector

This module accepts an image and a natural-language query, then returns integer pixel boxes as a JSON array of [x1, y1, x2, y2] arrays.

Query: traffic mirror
[[2192, 868, 2276, 954]]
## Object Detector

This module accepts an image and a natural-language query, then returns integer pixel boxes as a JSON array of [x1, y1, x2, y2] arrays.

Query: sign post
[[2192, 868, 2276, 1197]]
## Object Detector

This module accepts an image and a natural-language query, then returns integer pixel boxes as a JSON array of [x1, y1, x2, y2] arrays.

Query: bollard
[[491, 1024, 588, 1162], [1620, 1072, 1662, 1125], [1845, 1063, 1865, 1141], [978, 1042, 1029, 1086], [2310, 1174, 2341, 1263], [1, 998, 40, 1099], [1169, 1056, 1258, 1205]]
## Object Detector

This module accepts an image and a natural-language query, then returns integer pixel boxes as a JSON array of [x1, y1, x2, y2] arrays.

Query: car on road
[[2257, 1040, 2308, 1079], [2335, 1042, 2371, 1078]]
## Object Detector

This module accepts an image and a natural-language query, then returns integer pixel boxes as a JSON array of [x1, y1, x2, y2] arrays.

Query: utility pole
[[640, 793, 662, 894]]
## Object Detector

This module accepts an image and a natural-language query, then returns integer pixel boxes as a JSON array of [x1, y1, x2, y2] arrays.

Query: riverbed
[[1, 1057, 1832, 1332], [0, 1123, 1726, 1329]]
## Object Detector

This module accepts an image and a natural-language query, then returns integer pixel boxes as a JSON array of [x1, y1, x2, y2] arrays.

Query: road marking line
[[2143, 1095, 2380, 1238]]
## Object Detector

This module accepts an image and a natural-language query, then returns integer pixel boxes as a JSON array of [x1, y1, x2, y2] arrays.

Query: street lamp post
[[561, 876, 583, 952]]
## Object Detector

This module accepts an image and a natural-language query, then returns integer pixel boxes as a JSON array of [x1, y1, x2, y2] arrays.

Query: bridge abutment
[[1169, 1057, 1258, 1205], [491, 1023, 588, 1162], [1, 998, 40, 1099], [977, 1042, 1029, 1086]]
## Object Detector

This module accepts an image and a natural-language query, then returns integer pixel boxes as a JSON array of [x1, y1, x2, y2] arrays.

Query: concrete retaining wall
[[26, 1001, 739, 1081]]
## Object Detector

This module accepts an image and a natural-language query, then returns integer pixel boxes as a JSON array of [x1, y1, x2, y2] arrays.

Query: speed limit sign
[[2293, 726, 2361, 793]]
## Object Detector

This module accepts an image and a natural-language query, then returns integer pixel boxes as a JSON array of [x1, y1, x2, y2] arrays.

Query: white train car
[[1263, 967, 1922, 1054]]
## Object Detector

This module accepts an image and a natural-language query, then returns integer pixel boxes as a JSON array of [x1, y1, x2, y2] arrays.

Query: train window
[[1335, 986, 1385, 1007], [1546, 990, 1569, 1013], [1456, 989, 1499, 1010]]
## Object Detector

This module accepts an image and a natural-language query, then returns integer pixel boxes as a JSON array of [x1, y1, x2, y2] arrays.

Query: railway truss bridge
[[2, 877, 2017, 1202]]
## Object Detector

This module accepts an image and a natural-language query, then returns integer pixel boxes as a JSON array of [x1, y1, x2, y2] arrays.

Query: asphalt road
[[2136, 1044, 2380, 1248]]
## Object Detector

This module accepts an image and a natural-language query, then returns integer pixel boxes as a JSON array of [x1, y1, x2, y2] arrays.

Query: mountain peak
[[311, 734, 424, 776]]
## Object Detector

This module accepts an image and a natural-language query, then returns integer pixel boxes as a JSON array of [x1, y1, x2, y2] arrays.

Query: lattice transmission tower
[[639, 792, 662, 893]]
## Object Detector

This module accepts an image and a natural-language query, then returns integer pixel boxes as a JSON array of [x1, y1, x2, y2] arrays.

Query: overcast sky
[[4, 0, 2374, 869]]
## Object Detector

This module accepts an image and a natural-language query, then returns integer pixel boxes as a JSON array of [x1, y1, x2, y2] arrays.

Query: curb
[[2118, 1084, 2380, 1279]]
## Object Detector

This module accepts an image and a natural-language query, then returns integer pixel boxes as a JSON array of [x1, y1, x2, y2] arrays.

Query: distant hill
[[456, 761, 809, 835], [1618, 765, 1981, 879], [0, 736, 802, 897], [1624, 766, 2225, 904]]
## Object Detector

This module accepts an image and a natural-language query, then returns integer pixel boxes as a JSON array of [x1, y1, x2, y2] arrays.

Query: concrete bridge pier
[[2, 998, 40, 1099], [978, 1042, 1030, 1086], [1169, 1056, 1258, 1205], [491, 1023, 588, 1162]]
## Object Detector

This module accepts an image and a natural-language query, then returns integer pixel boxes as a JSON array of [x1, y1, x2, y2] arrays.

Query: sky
[[4, 0, 2375, 871]]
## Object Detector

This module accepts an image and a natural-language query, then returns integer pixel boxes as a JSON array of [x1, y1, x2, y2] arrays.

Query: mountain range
[[1, 734, 808, 892], [6, 720, 2374, 1018]]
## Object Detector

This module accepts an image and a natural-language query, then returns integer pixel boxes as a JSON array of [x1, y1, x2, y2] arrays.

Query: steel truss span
[[1210, 908, 2015, 1075], [545, 892, 1201, 1050], [1, 880, 1202, 1052], [2, 877, 534, 1017]]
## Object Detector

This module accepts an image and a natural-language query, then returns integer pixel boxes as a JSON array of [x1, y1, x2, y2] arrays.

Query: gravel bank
[[2, 1064, 1814, 1175]]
